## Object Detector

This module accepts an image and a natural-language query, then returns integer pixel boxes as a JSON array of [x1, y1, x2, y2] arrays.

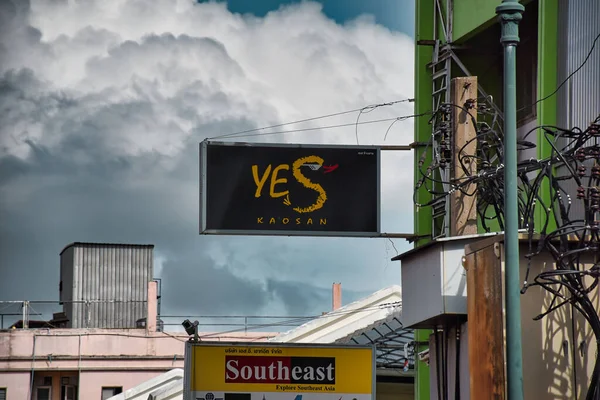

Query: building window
[[0, 388, 6, 400], [101, 387, 123, 400], [37, 387, 52, 400], [62, 385, 78, 400]]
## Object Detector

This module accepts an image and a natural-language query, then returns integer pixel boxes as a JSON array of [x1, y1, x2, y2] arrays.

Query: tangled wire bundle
[[415, 99, 600, 399]]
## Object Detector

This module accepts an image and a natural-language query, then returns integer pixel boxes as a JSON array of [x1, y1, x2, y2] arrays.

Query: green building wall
[[453, 1, 499, 42], [411, 0, 559, 398], [412, 0, 434, 398]]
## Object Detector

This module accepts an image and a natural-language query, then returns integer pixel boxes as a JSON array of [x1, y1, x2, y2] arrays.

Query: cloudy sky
[[0, 0, 416, 331]]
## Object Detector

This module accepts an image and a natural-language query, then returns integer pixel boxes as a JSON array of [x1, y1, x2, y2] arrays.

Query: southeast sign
[[199, 141, 381, 237], [225, 355, 336, 384], [183, 342, 375, 400]]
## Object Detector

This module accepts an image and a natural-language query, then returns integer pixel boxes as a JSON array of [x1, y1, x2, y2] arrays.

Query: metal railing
[[0, 300, 148, 330], [159, 314, 313, 334], [0, 300, 313, 333]]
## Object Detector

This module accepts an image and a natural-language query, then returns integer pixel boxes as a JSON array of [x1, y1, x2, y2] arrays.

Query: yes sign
[[200, 141, 380, 236], [251, 155, 339, 214]]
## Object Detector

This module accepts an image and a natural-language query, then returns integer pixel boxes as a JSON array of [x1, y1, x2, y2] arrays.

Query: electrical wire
[[355, 99, 415, 144], [387, 237, 399, 255], [5, 298, 402, 334], [206, 112, 430, 141], [517, 31, 600, 114], [13, 300, 404, 345], [210, 116, 411, 140], [212, 98, 414, 140], [195, 300, 403, 339], [418, 95, 600, 397]]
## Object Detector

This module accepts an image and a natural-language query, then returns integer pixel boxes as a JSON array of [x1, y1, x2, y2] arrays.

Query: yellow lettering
[[257, 216, 327, 225], [252, 164, 271, 198], [292, 156, 327, 213], [270, 164, 290, 198]]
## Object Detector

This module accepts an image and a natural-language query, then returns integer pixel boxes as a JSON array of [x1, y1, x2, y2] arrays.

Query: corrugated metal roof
[[335, 311, 414, 371], [269, 285, 414, 371]]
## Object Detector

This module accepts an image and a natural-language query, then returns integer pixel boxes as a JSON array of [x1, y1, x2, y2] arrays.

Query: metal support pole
[[23, 301, 29, 329], [193, 320, 199, 343], [496, 1, 525, 399]]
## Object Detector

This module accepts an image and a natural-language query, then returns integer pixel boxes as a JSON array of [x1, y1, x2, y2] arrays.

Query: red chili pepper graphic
[[323, 164, 339, 174]]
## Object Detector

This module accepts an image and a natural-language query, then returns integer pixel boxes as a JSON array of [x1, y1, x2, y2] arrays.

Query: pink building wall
[[0, 328, 275, 399], [0, 281, 277, 399], [0, 372, 29, 399]]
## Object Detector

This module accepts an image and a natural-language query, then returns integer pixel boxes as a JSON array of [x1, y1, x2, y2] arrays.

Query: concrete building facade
[[0, 280, 275, 400], [0, 243, 277, 400], [0, 326, 274, 400]]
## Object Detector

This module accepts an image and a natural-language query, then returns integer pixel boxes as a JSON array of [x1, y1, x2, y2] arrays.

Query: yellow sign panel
[[187, 343, 374, 395]]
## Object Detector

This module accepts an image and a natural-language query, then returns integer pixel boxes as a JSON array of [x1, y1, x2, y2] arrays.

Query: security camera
[[418, 349, 430, 365], [182, 319, 199, 336]]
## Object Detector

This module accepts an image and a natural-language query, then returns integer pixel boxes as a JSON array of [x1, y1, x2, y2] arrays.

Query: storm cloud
[[0, 0, 415, 326]]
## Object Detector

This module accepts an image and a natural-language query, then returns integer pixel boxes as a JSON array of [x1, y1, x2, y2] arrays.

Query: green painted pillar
[[413, 0, 434, 396], [496, 1, 525, 399], [414, 329, 430, 400]]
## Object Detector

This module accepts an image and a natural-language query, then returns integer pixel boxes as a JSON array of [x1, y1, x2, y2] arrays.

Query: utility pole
[[496, 1, 525, 399], [450, 76, 478, 237]]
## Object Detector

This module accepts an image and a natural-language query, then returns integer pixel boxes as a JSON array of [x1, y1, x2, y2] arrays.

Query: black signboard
[[199, 141, 381, 237]]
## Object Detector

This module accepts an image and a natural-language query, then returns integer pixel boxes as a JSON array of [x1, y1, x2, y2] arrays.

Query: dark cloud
[[0, 0, 414, 325], [159, 251, 270, 316], [0, 0, 52, 73], [266, 278, 372, 316], [267, 279, 329, 316]]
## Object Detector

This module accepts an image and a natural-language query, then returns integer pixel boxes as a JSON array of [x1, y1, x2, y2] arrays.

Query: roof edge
[[60, 242, 155, 255], [334, 309, 405, 344], [391, 231, 509, 261], [271, 285, 402, 342]]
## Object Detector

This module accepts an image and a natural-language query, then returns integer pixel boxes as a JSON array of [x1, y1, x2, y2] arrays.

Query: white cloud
[[0, 0, 416, 319]]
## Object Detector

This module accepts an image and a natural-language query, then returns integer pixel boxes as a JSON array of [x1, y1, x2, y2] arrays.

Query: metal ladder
[[430, 41, 452, 239]]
